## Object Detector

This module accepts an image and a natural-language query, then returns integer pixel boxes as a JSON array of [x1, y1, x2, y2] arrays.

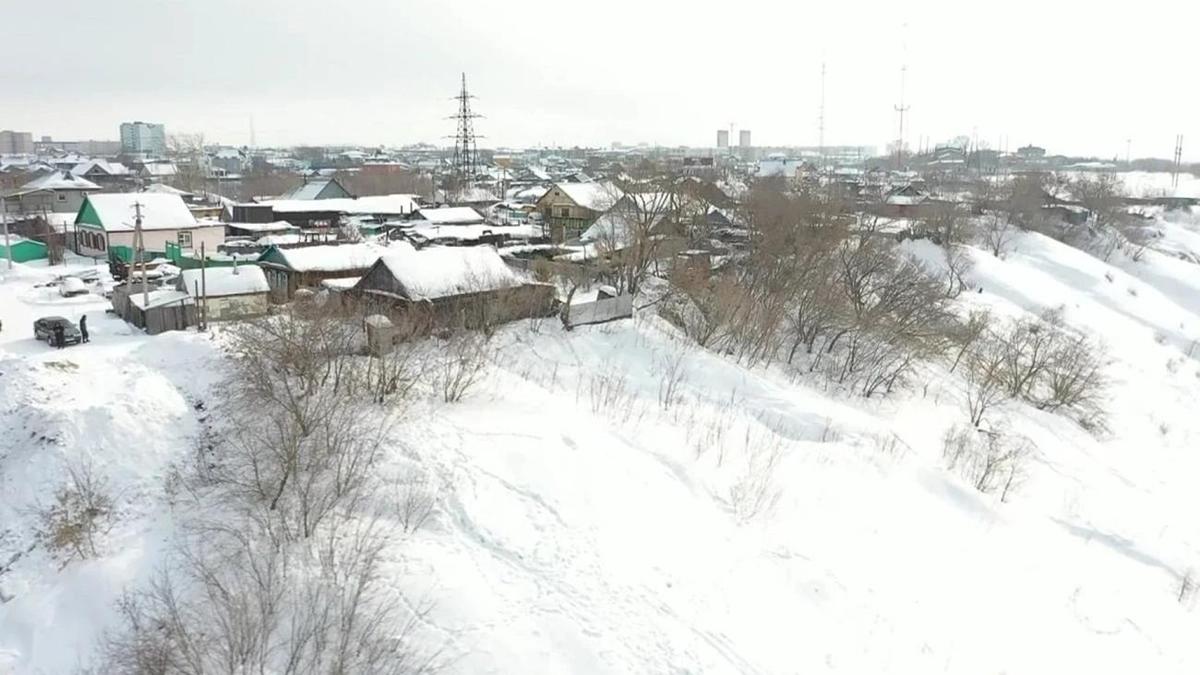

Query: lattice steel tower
[[449, 73, 482, 187]]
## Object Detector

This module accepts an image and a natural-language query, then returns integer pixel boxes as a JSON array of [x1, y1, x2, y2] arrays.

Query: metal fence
[[563, 294, 633, 328]]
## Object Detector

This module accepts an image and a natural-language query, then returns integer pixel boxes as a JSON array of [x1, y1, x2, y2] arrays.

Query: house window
[[98, 235, 106, 251], [56, 193, 67, 202], [178, 231, 193, 248], [558, 207, 570, 218]]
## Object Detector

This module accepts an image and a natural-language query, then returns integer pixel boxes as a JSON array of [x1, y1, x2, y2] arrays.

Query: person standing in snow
[[52, 323, 65, 349], [79, 315, 89, 343]]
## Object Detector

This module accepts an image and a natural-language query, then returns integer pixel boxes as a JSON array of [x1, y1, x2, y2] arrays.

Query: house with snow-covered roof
[[178, 264, 271, 320], [1, 171, 101, 219], [535, 181, 624, 242], [257, 242, 387, 302], [352, 244, 556, 333], [278, 177, 353, 201], [70, 159, 132, 187], [71, 193, 226, 261]]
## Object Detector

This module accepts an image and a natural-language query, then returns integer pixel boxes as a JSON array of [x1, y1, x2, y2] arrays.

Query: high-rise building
[[739, 130, 752, 148], [120, 121, 167, 156], [0, 130, 34, 154], [717, 129, 729, 148]]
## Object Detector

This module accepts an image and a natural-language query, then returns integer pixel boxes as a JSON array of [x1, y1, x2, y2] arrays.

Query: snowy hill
[[4, 213, 1200, 673]]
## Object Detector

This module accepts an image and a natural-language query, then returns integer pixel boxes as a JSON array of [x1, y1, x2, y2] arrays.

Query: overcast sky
[[3, 0, 1196, 159]]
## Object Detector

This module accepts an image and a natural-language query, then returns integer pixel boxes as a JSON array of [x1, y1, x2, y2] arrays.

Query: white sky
[[3, 0, 1197, 159]]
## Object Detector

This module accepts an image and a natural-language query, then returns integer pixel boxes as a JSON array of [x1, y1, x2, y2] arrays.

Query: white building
[[120, 121, 167, 157]]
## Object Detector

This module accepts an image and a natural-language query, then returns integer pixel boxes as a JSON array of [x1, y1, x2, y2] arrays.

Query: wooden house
[[257, 242, 385, 302]]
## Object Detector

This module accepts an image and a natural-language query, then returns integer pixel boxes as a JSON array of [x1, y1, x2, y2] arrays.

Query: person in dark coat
[[79, 315, 89, 343], [52, 323, 65, 349]]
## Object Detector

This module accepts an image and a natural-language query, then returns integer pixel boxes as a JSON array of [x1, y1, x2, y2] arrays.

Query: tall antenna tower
[[818, 61, 826, 169], [449, 73, 483, 188], [893, 64, 910, 171], [249, 115, 256, 149], [1172, 134, 1184, 189]]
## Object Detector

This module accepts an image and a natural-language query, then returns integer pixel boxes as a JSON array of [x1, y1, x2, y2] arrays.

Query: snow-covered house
[[72, 193, 225, 261], [257, 242, 386, 302], [278, 177, 353, 201], [535, 181, 624, 242], [179, 265, 271, 320], [880, 184, 930, 217], [352, 243, 555, 332], [233, 194, 420, 230], [70, 159, 132, 187], [2, 171, 101, 219]]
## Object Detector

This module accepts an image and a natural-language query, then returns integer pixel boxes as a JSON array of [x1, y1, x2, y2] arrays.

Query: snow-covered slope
[[3, 220, 1200, 673]]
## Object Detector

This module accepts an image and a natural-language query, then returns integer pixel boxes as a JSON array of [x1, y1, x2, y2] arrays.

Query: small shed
[[180, 264, 271, 321], [0, 236, 48, 263], [112, 286, 197, 335]]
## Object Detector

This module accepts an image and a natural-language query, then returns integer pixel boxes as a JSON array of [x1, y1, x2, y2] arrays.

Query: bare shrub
[[653, 347, 690, 410], [435, 332, 489, 403], [978, 213, 1017, 258], [729, 429, 784, 523], [39, 459, 114, 564], [395, 468, 439, 535], [583, 369, 634, 415], [100, 518, 435, 675], [942, 425, 1032, 501], [1180, 570, 1196, 605], [962, 328, 1009, 427]]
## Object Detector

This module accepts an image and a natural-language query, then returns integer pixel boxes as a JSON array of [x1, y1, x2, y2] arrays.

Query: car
[[33, 316, 83, 346], [58, 277, 88, 297]]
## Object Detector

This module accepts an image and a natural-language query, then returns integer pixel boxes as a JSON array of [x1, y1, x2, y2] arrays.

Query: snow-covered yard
[[4, 213, 1200, 674]]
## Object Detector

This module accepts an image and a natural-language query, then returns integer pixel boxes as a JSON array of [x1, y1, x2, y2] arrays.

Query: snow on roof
[[550, 181, 623, 212], [417, 206, 484, 225], [142, 182, 192, 197], [20, 171, 101, 192], [513, 184, 549, 202], [141, 162, 177, 176], [129, 289, 194, 310], [451, 187, 499, 203], [257, 194, 420, 216], [181, 265, 269, 297], [376, 243, 522, 301], [404, 222, 543, 242], [226, 220, 297, 233], [269, 242, 386, 273], [280, 179, 337, 200], [70, 159, 130, 177], [320, 277, 361, 290], [84, 193, 201, 231]]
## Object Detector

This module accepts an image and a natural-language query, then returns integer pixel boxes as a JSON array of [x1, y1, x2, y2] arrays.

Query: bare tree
[[38, 458, 114, 565]]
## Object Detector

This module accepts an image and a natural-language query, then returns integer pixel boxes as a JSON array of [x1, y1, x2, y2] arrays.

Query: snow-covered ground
[[4, 212, 1200, 673]]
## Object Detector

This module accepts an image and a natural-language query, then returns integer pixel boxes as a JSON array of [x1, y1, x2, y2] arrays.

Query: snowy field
[[4, 214, 1200, 673]]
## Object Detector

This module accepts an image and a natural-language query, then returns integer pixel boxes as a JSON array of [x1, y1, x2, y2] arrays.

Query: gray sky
[[4, 0, 1196, 159]]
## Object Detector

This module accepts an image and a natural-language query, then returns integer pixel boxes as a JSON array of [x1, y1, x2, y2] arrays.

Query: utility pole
[[1, 195, 11, 270], [133, 201, 148, 310], [818, 61, 826, 171], [1172, 134, 1184, 189], [893, 64, 910, 171], [1125, 138, 1131, 166]]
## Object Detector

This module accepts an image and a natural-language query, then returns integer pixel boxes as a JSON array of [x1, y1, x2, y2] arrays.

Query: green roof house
[[73, 193, 225, 262]]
